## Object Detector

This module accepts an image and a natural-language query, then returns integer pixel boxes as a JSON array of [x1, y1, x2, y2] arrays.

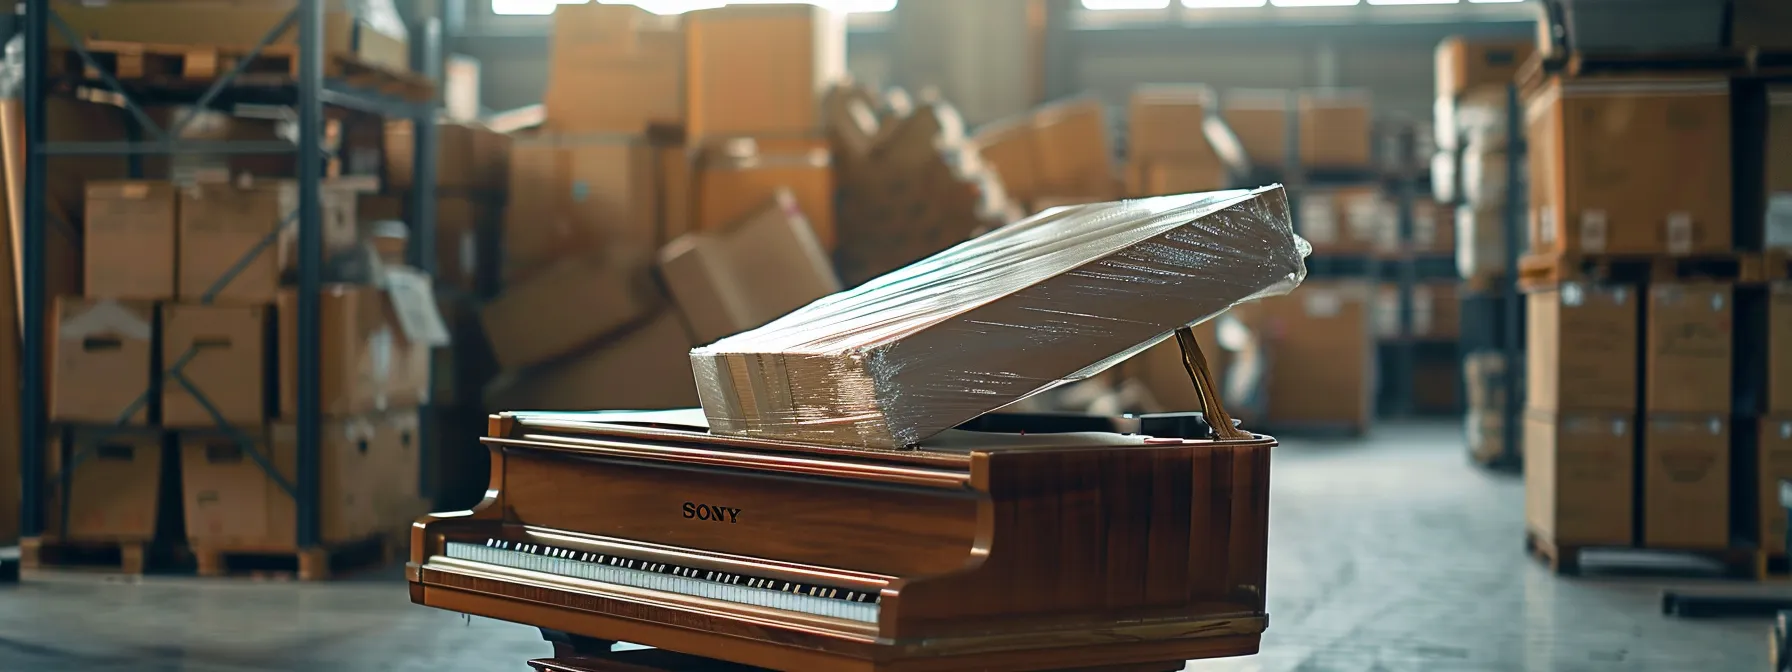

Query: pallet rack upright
[[16, 0, 440, 561]]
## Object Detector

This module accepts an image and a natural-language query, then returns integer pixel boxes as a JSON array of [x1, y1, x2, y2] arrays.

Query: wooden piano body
[[407, 409, 1273, 672]]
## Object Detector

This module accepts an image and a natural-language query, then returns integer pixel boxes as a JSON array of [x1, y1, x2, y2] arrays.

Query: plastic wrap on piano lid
[[690, 185, 1309, 450]]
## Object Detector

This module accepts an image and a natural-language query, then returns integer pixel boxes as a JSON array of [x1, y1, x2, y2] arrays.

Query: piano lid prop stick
[[1175, 326, 1249, 441]]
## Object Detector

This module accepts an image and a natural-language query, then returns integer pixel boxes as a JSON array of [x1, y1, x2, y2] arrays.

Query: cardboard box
[[1455, 204, 1507, 281], [180, 419, 378, 549], [659, 192, 840, 345], [1759, 418, 1792, 556], [487, 310, 698, 412], [45, 430, 162, 542], [691, 140, 835, 249], [84, 181, 177, 300], [1643, 416, 1730, 549], [1032, 99, 1114, 197], [1772, 283, 1792, 414], [52, 0, 409, 73], [372, 409, 427, 529], [1435, 38, 1534, 98], [1767, 89, 1792, 249], [480, 255, 663, 371], [1408, 200, 1455, 254], [1257, 282, 1375, 428], [177, 180, 356, 303], [1297, 90, 1373, 169], [1221, 92, 1289, 169], [161, 303, 267, 429], [385, 121, 511, 193], [1526, 78, 1732, 255], [684, 4, 845, 139], [1644, 283, 1732, 414], [1297, 187, 1385, 254], [434, 195, 499, 291], [504, 135, 660, 277], [1524, 412, 1635, 546], [1374, 282, 1460, 339], [969, 119, 1039, 203], [547, 7, 684, 134], [1129, 85, 1219, 165], [661, 145, 695, 244], [276, 286, 396, 419], [1527, 284, 1638, 413], [1134, 161, 1227, 197], [1466, 407, 1507, 464], [50, 297, 155, 425]]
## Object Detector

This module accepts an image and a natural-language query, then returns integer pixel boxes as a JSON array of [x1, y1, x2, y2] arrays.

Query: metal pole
[[295, 0, 324, 548], [19, 0, 49, 539], [410, 14, 442, 499], [1500, 83, 1525, 466], [1393, 123, 1418, 417]]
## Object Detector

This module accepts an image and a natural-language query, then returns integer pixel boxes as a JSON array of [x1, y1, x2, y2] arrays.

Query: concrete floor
[[0, 422, 1772, 671]]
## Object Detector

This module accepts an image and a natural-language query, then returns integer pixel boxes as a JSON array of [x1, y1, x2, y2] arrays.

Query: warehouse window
[[493, 0, 896, 15]]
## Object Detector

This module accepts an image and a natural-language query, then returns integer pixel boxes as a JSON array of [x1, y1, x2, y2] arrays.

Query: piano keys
[[407, 408, 1274, 671]]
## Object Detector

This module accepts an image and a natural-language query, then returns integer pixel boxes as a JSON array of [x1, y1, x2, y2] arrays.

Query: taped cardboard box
[[480, 255, 662, 371], [1435, 38, 1533, 98], [1256, 281, 1374, 428], [276, 285, 394, 419], [43, 429, 164, 542], [85, 181, 176, 300], [1643, 416, 1730, 550], [50, 297, 154, 425], [1526, 78, 1731, 255], [176, 179, 357, 303], [161, 303, 268, 429], [1031, 98, 1114, 197], [1772, 283, 1792, 415], [1526, 283, 1638, 413], [660, 191, 840, 345], [1524, 412, 1635, 547], [181, 419, 379, 549], [486, 310, 698, 412], [503, 134, 660, 278], [385, 121, 510, 193], [1221, 91, 1288, 169], [52, 0, 409, 73], [1297, 90, 1372, 169], [684, 3, 846, 139], [691, 138, 836, 249], [1644, 283, 1732, 414], [1128, 85, 1221, 166], [546, 8, 684, 134], [693, 187, 1306, 449]]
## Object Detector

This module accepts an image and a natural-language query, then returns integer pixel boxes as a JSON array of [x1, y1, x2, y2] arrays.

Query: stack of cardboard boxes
[[480, 3, 846, 413], [1434, 37, 1533, 286], [970, 97, 1117, 213], [46, 177, 436, 556]]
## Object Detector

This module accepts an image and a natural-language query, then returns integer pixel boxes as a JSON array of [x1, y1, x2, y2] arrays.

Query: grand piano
[[407, 401, 1272, 671]]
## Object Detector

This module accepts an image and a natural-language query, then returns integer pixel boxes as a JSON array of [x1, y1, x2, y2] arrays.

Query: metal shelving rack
[[16, 0, 440, 551]]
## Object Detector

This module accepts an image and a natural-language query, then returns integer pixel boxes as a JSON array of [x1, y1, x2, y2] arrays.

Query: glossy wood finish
[[408, 413, 1274, 671]]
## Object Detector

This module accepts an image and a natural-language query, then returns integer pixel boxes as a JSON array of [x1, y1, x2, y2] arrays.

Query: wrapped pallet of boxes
[[691, 187, 1307, 449], [52, 0, 410, 73], [684, 3, 847, 139], [545, 3, 684, 133], [1527, 77, 1731, 256], [659, 190, 841, 345]]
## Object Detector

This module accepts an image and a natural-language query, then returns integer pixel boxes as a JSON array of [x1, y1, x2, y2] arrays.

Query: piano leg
[[538, 627, 617, 657]]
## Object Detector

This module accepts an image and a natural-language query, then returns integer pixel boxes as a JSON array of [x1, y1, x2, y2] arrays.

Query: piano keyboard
[[444, 539, 881, 623]]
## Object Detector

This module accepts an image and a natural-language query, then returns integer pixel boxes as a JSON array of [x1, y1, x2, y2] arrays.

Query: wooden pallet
[[48, 40, 434, 102], [1517, 251, 1746, 291], [192, 532, 393, 581], [19, 536, 150, 575], [1525, 531, 1761, 579], [1745, 250, 1792, 284]]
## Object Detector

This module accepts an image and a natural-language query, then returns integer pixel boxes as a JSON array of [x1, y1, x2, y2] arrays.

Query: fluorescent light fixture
[[1468, 0, 1525, 3], [506, 0, 898, 14], [1183, 0, 1268, 7], [1270, 0, 1359, 5], [493, 0, 583, 15], [1368, 0, 1457, 4], [1083, 0, 1172, 8]]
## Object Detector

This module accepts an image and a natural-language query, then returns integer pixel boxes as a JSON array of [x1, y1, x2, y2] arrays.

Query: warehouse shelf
[[15, 0, 443, 558]]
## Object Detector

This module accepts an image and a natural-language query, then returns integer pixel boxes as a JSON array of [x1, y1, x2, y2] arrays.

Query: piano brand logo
[[682, 502, 741, 523]]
